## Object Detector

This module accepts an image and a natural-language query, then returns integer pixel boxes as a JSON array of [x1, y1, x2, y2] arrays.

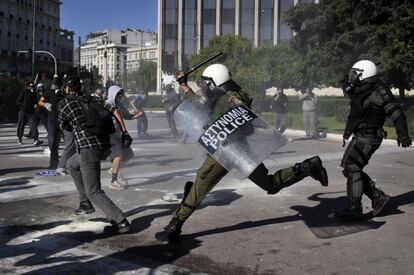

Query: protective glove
[[176, 71, 187, 86], [121, 131, 133, 148], [44, 102, 52, 112], [397, 136, 412, 148]]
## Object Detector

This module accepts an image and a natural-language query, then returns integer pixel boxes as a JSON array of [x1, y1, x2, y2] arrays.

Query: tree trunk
[[399, 87, 405, 98]]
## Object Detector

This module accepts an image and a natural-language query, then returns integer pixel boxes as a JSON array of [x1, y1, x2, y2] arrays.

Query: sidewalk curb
[[284, 129, 398, 145]]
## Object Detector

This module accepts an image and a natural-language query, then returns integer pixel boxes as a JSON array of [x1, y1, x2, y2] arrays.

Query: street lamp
[[32, 0, 36, 76], [19, 50, 58, 76]]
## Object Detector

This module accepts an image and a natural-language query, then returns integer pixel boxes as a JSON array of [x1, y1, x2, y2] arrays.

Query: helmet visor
[[201, 76, 216, 88], [348, 68, 363, 83]]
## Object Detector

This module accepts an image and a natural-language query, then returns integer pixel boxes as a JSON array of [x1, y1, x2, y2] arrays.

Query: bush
[[0, 75, 25, 123], [335, 105, 350, 123], [145, 95, 163, 109]]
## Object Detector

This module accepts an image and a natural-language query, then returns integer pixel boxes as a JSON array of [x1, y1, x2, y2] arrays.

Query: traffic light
[[27, 48, 33, 57]]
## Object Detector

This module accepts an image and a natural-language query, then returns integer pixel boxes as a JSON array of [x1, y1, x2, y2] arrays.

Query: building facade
[[0, 0, 74, 76], [157, 0, 317, 90], [79, 29, 156, 85], [126, 41, 158, 73]]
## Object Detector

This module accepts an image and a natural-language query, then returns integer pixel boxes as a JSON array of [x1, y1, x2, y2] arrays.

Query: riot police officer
[[155, 64, 329, 243], [336, 60, 412, 220]]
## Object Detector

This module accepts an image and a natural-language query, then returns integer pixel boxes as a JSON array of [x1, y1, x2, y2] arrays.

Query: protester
[[130, 92, 149, 138], [58, 77, 130, 233], [162, 84, 180, 138], [271, 88, 288, 134], [38, 76, 75, 173], [105, 85, 135, 190], [16, 81, 40, 145], [299, 90, 318, 138]]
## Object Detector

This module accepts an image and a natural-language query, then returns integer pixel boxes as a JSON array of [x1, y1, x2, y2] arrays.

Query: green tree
[[126, 61, 157, 93], [284, 0, 414, 96], [79, 65, 102, 93], [189, 35, 253, 86]]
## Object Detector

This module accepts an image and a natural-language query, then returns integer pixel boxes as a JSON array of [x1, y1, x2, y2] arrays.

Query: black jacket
[[16, 88, 37, 114]]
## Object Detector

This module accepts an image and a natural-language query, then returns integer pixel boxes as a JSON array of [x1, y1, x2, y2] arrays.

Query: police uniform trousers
[[341, 133, 382, 204], [173, 155, 301, 222]]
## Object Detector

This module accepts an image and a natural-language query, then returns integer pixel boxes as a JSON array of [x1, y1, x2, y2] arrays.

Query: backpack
[[69, 94, 116, 136]]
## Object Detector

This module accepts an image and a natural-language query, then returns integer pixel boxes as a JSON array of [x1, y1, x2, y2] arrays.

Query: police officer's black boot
[[155, 218, 184, 244], [372, 189, 390, 216], [334, 201, 364, 220], [295, 156, 328, 186]]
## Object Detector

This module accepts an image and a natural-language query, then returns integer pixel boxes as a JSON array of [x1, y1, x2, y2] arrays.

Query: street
[[1, 112, 413, 275]]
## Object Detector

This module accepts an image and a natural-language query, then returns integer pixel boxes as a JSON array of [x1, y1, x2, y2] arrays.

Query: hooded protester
[[58, 77, 130, 234], [105, 85, 135, 190]]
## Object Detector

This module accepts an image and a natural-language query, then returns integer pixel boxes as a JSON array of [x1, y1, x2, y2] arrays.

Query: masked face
[[348, 68, 363, 85], [115, 91, 124, 104]]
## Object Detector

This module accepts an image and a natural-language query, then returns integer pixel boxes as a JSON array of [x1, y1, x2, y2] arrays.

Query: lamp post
[[19, 50, 58, 76], [32, 0, 36, 77]]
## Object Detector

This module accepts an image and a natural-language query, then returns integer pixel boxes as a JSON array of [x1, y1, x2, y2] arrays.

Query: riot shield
[[174, 90, 287, 178]]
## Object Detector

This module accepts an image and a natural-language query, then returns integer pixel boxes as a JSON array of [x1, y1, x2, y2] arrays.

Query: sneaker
[[74, 201, 95, 215], [108, 169, 128, 187], [33, 140, 43, 146], [56, 168, 69, 176], [372, 189, 390, 216], [17, 138, 23, 145], [109, 180, 126, 190]]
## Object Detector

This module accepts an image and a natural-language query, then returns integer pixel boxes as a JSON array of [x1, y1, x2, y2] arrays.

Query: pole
[[35, 51, 57, 76], [32, 0, 36, 77], [104, 36, 108, 86], [78, 36, 81, 77], [19, 50, 57, 76]]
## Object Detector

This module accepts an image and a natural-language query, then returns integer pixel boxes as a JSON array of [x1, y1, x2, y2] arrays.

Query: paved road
[[1, 112, 413, 274]]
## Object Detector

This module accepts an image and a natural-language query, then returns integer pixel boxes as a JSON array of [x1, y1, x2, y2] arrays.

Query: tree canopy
[[125, 61, 157, 93], [284, 0, 414, 95]]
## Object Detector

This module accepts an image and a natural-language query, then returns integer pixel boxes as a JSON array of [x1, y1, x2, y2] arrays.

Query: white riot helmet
[[201, 63, 241, 91], [349, 60, 378, 82]]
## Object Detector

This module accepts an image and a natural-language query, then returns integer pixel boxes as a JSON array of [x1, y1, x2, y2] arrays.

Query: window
[[183, 0, 197, 67], [221, 0, 235, 35], [202, 0, 216, 47], [279, 0, 293, 42], [259, 0, 274, 46], [240, 0, 254, 41]]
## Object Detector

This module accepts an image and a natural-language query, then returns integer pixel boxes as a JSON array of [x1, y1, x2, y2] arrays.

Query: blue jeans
[[67, 147, 125, 224]]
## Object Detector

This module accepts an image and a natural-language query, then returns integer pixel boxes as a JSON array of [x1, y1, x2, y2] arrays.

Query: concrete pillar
[[235, 0, 240, 35], [274, 0, 279, 45], [216, 0, 221, 35], [197, 0, 202, 52], [254, 0, 259, 47], [157, 0, 163, 93], [178, 0, 183, 69]]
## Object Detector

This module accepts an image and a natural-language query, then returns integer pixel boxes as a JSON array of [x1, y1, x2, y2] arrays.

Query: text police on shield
[[198, 105, 257, 154]]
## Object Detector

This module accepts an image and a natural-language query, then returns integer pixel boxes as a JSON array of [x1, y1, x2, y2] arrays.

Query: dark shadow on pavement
[[290, 192, 385, 239], [0, 176, 39, 197], [0, 167, 44, 176], [0, 149, 44, 155], [375, 190, 414, 217]]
